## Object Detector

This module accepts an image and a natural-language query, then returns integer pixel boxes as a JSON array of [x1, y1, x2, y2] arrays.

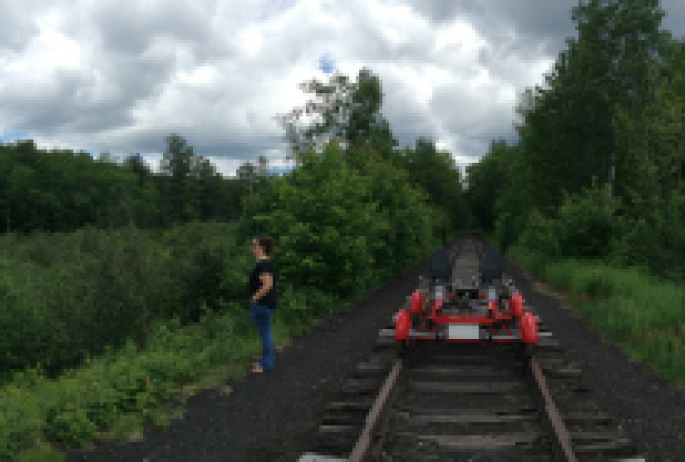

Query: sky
[[1, 0, 684, 179]]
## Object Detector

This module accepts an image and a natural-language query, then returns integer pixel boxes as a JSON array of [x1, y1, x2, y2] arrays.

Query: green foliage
[[0, 61, 468, 460], [516, 209, 562, 257], [565, 179, 620, 259], [0, 184, 450, 390], [0, 385, 45, 460], [0, 135, 247, 236], [465, 141, 505, 231], [465, 138, 535, 252], [273, 67, 398, 164], [398, 138, 465, 237], [0, 60, 466, 391], [467, 0, 685, 285], [505, 245, 685, 389], [603, 38, 685, 284], [607, 189, 685, 284], [236, 141, 444, 301], [0, 221, 245, 384], [483, 0, 672, 241], [516, 178, 622, 262]]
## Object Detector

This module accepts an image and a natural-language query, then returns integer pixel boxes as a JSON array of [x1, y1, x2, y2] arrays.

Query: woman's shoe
[[250, 362, 264, 373]]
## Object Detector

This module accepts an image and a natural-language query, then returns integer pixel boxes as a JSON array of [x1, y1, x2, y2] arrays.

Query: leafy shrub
[[607, 190, 685, 285], [555, 179, 621, 260], [517, 208, 561, 257], [236, 142, 443, 303], [515, 178, 621, 261]]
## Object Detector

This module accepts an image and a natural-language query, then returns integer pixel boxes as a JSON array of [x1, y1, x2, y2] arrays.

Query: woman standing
[[249, 236, 277, 373]]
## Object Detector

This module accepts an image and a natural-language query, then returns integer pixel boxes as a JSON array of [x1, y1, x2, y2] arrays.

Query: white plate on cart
[[448, 324, 480, 340]]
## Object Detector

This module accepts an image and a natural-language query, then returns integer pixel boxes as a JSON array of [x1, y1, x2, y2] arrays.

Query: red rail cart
[[394, 261, 539, 358]]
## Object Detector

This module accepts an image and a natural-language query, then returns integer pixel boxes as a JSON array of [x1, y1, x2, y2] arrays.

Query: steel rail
[[346, 237, 578, 462], [529, 356, 578, 462], [348, 359, 403, 462], [345, 349, 580, 462]]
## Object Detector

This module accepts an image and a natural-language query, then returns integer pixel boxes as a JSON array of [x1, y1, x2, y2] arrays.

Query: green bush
[[493, 210, 526, 253], [0, 385, 45, 460], [0, 260, 60, 380], [236, 142, 444, 303], [517, 208, 561, 257], [0, 220, 253, 384], [556, 180, 621, 260], [514, 178, 621, 261], [607, 191, 685, 285]]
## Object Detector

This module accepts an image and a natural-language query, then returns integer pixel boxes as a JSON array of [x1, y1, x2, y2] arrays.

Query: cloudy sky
[[1, 0, 684, 178]]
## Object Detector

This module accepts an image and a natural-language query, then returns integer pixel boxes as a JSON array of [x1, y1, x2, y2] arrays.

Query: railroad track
[[299, 237, 645, 462]]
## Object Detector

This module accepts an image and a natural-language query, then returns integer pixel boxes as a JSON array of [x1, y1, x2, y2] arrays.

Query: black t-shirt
[[249, 259, 277, 308]]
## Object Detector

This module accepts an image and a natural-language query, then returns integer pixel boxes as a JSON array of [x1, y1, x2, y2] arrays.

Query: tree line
[[0, 63, 469, 386], [465, 0, 685, 283], [1, 68, 468, 241], [1, 136, 244, 234]]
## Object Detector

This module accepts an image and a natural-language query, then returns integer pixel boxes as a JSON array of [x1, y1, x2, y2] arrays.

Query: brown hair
[[253, 235, 274, 256]]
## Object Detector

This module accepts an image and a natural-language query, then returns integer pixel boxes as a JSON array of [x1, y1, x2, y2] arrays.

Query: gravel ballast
[[64, 236, 685, 461]]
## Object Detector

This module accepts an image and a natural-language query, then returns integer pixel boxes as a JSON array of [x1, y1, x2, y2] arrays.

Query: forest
[[467, 0, 685, 284], [0, 0, 683, 460]]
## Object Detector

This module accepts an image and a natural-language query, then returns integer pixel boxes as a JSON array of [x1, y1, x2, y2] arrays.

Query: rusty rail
[[346, 236, 577, 461], [345, 354, 580, 462], [348, 359, 403, 462], [529, 356, 578, 462]]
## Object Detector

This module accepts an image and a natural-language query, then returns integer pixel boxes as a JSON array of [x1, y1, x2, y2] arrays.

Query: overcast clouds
[[1, 0, 684, 178]]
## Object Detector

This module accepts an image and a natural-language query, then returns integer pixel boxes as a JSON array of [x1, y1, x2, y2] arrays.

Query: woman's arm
[[251, 272, 273, 303]]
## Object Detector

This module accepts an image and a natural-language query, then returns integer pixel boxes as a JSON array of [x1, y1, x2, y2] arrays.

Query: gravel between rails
[[63, 235, 685, 461]]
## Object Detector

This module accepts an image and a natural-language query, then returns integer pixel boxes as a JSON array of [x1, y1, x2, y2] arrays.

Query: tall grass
[[507, 244, 685, 388], [0, 221, 247, 384]]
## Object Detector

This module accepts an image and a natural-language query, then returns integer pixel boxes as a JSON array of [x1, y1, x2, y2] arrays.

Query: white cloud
[[0, 0, 683, 179]]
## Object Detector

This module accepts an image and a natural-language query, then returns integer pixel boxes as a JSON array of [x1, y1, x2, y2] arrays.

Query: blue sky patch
[[318, 55, 335, 75], [1, 132, 30, 143]]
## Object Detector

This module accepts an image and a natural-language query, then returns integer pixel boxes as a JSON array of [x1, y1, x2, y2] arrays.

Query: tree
[[236, 162, 258, 194], [160, 134, 195, 181], [464, 139, 508, 231], [255, 154, 273, 193], [570, 0, 671, 202], [499, 0, 672, 225], [273, 67, 398, 166], [189, 156, 224, 220], [123, 154, 152, 187], [257, 155, 269, 178], [606, 36, 685, 280], [380, 137, 466, 236], [236, 139, 446, 302], [159, 134, 198, 223], [97, 152, 118, 164]]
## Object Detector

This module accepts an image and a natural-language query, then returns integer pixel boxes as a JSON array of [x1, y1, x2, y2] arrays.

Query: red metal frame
[[396, 287, 538, 345]]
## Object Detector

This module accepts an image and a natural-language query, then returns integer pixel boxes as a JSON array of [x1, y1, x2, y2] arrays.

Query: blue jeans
[[249, 302, 275, 370]]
